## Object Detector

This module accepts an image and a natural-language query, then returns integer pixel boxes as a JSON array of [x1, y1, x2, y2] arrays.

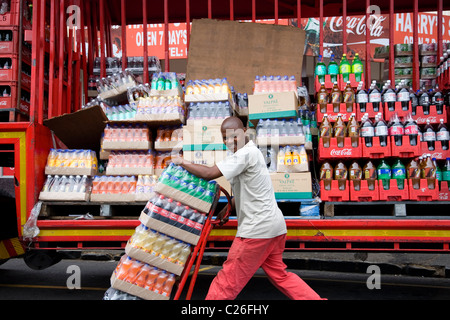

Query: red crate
[[390, 136, 421, 158], [378, 179, 409, 201], [420, 141, 450, 160], [317, 103, 354, 123], [0, 27, 19, 54], [320, 180, 350, 202], [362, 136, 391, 158], [412, 105, 447, 125], [0, 53, 18, 81], [318, 137, 363, 161], [0, 81, 18, 109], [438, 181, 450, 201], [314, 74, 334, 92], [0, 1, 31, 28], [314, 73, 365, 93], [408, 179, 439, 201], [356, 102, 383, 121], [383, 101, 412, 122], [349, 180, 380, 202]]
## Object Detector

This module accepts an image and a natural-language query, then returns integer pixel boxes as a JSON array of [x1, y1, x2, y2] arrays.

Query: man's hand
[[171, 154, 185, 166], [216, 207, 229, 227]]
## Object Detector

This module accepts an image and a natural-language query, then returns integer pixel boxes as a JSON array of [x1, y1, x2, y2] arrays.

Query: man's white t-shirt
[[216, 140, 287, 239]]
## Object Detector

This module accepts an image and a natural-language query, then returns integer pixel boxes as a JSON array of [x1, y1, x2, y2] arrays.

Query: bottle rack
[[408, 179, 439, 201], [420, 141, 450, 160], [314, 73, 365, 93], [319, 180, 350, 202], [356, 102, 384, 121], [378, 179, 409, 201], [349, 180, 380, 202], [361, 136, 392, 159], [316, 103, 355, 123], [438, 181, 450, 201], [390, 136, 422, 158], [318, 137, 362, 161], [383, 102, 448, 125]]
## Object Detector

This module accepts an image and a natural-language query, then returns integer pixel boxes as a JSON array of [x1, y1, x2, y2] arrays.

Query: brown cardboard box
[[186, 19, 305, 95], [270, 172, 313, 200], [39, 191, 90, 202], [110, 273, 169, 300], [248, 91, 299, 125], [182, 124, 225, 151], [44, 166, 97, 176], [183, 150, 215, 166]]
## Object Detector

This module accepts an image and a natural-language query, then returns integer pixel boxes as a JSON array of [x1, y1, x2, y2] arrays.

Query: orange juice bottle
[[134, 263, 151, 288], [92, 176, 100, 194], [47, 149, 57, 167], [153, 270, 168, 293], [160, 273, 176, 297], [113, 177, 123, 194], [115, 256, 133, 280], [144, 267, 160, 291], [125, 259, 143, 283]]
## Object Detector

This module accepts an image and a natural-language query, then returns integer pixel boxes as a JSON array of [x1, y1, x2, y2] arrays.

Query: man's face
[[222, 127, 246, 153]]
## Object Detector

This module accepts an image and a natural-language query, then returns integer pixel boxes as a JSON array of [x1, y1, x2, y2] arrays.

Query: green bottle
[[328, 54, 339, 83], [315, 54, 327, 83], [339, 54, 352, 83], [377, 159, 391, 190], [392, 159, 406, 190], [433, 158, 442, 188], [443, 158, 450, 182], [352, 53, 364, 82]]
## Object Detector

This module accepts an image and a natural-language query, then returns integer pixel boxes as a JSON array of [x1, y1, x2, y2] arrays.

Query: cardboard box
[[215, 176, 232, 198], [39, 191, 90, 202], [134, 112, 185, 124], [44, 166, 97, 176], [183, 150, 215, 166], [110, 273, 169, 300], [248, 91, 299, 125], [125, 243, 185, 276], [90, 193, 136, 203], [102, 140, 151, 151], [270, 172, 312, 199], [154, 140, 183, 152], [139, 212, 200, 246], [186, 19, 305, 95], [105, 166, 154, 176], [256, 135, 305, 146], [183, 124, 226, 151]]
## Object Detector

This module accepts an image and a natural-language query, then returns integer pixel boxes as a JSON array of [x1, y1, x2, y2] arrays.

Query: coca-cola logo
[[327, 114, 349, 121], [430, 152, 444, 159], [327, 15, 386, 37], [330, 148, 353, 156], [416, 116, 437, 124]]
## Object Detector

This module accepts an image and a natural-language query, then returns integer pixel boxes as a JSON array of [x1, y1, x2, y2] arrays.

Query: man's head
[[221, 117, 247, 153]]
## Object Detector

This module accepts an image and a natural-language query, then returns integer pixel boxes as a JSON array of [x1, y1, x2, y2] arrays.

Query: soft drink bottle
[[328, 54, 339, 83], [160, 237, 178, 260], [363, 161, 377, 191], [115, 256, 133, 280], [153, 270, 169, 294], [144, 267, 161, 291], [176, 244, 192, 266], [333, 114, 346, 148], [437, 119, 449, 150], [406, 158, 421, 190], [388, 113, 404, 147], [152, 233, 169, 257], [319, 114, 332, 148], [377, 159, 391, 190], [423, 120, 436, 151], [347, 113, 360, 148], [160, 273, 176, 297], [124, 259, 143, 283], [369, 81, 381, 112], [397, 81, 410, 111], [360, 114, 375, 147], [418, 85, 430, 115], [284, 146, 293, 166], [352, 53, 364, 82], [331, 82, 341, 113], [129, 224, 148, 248], [374, 114, 389, 147], [356, 82, 368, 113], [383, 80, 396, 111], [167, 240, 184, 263], [334, 161, 348, 191], [349, 161, 362, 191], [432, 84, 444, 114], [315, 54, 327, 83], [141, 229, 158, 253], [442, 158, 450, 183], [134, 263, 151, 288], [47, 149, 57, 167], [404, 113, 420, 146], [343, 81, 355, 113], [410, 88, 419, 115], [391, 159, 407, 190], [320, 162, 333, 191], [339, 53, 351, 82], [421, 154, 437, 189], [433, 158, 442, 187]]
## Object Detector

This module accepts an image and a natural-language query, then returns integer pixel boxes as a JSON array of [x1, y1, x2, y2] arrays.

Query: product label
[[330, 149, 353, 156], [392, 168, 406, 178], [437, 131, 450, 141], [343, 92, 354, 103], [318, 92, 328, 104], [377, 168, 391, 177], [364, 169, 376, 179], [404, 125, 419, 135], [423, 131, 436, 141], [443, 171, 450, 181], [356, 93, 369, 103], [375, 126, 388, 136], [383, 92, 396, 102], [397, 92, 410, 101], [389, 125, 405, 136], [320, 170, 332, 180], [361, 126, 375, 137], [331, 92, 341, 104], [369, 92, 381, 102], [334, 126, 345, 137], [340, 65, 351, 73], [353, 65, 363, 73]]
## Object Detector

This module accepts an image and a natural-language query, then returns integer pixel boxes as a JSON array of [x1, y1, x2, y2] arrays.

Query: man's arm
[[173, 156, 223, 181]]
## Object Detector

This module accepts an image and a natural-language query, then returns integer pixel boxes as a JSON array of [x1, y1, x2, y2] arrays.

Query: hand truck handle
[[211, 185, 232, 226]]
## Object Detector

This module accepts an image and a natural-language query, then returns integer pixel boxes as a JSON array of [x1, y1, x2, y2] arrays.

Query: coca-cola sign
[[327, 15, 386, 38], [415, 116, 438, 124], [330, 148, 353, 156]]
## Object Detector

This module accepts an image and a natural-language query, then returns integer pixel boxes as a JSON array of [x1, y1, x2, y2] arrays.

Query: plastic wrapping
[[23, 201, 42, 241]]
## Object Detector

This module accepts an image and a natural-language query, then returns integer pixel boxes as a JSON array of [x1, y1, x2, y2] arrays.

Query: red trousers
[[205, 234, 324, 300]]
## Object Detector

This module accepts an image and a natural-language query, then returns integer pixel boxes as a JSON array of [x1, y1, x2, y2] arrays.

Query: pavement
[[69, 249, 450, 278]]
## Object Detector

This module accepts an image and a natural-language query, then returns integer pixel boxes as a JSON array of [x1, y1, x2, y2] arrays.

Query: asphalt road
[[1, 257, 450, 302]]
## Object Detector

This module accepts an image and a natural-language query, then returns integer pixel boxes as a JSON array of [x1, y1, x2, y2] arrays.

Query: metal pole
[[365, 0, 371, 86], [48, 0, 56, 119], [143, 0, 148, 81], [319, 0, 323, 56], [343, 0, 347, 56], [389, 0, 395, 84], [437, 0, 443, 59], [121, 0, 127, 70], [413, 0, 419, 91], [164, 0, 170, 71], [99, 0, 106, 78], [186, 0, 190, 53]]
